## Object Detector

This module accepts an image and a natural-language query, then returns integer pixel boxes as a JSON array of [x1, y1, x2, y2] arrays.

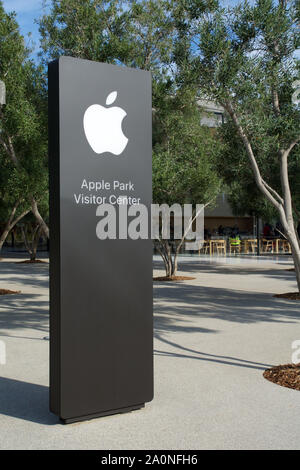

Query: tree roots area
[[0, 289, 20, 295], [153, 275, 196, 281], [274, 292, 300, 300], [263, 364, 300, 391], [15, 259, 47, 264]]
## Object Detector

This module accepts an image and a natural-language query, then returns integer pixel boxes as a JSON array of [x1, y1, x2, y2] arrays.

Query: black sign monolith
[[48, 56, 153, 423]]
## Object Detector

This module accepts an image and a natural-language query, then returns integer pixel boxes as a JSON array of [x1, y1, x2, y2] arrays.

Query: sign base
[[61, 403, 145, 424]]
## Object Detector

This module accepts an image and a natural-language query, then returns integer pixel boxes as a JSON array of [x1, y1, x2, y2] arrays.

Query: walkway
[[0, 254, 299, 449]]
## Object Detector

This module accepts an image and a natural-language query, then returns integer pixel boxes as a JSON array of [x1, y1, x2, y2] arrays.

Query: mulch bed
[[16, 259, 47, 264], [153, 275, 196, 281], [0, 288, 21, 295], [263, 363, 300, 391], [274, 292, 300, 300]]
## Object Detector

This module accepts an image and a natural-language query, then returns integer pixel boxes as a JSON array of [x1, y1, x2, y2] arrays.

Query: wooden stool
[[198, 240, 210, 254], [263, 239, 273, 253], [215, 240, 226, 255]]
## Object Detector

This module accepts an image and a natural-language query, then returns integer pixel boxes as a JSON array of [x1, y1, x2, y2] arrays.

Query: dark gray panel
[[49, 57, 153, 422]]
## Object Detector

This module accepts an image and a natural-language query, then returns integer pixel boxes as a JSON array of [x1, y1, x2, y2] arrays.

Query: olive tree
[[176, 0, 300, 289], [0, 2, 49, 247]]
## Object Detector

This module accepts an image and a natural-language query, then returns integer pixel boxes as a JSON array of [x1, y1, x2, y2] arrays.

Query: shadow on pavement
[[0, 261, 49, 290], [0, 377, 59, 425], [153, 259, 296, 282], [0, 294, 49, 336], [154, 283, 300, 325], [153, 273, 299, 370], [154, 334, 273, 370]]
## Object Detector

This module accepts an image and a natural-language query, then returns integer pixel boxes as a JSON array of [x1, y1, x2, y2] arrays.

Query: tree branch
[[272, 88, 280, 116], [261, 178, 284, 205], [31, 197, 49, 238], [7, 136, 19, 166], [222, 99, 286, 210], [283, 137, 300, 159]]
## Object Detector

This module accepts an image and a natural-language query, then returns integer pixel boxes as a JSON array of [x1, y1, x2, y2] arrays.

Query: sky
[[2, 0, 246, 49], [2, 0, 299, 60], [2, 0, 48, 57]]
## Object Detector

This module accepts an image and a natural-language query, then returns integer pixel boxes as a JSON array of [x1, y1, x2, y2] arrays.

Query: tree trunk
[[0, 228, 10, 254], [31, 197, 49, 239], [0, 202, 30, 254], [31, 225, 43, 261], [21, 224, 32, 259], [286, 230, 300, 291], [21, 223, 43, 261], [223, 99, 300, 292], [171, 241, 182, 277], [155, 204, 206, 278], [155, 239, 173, 277], [155, 239, 178, 278], [292, 249, 300, 290], [0, 116, 49, 242], [172, 252, 179, 277]]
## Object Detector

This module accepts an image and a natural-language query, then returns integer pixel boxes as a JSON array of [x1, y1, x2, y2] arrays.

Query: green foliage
[[0, 1, 48, 222], [39, 0, 176, 79], [39, 0, 131, 64], [217, 112, 300, 219], [40, 0, 222, 216], [153, 87, 222, 207], [173, 0, 300, 221]]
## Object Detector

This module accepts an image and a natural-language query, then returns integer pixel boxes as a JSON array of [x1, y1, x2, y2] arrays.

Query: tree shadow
[[154, 283, 300, 325], [153, 258, 296, 282], [0, 261, 49, 290], [0, 377, 58, 425], [0, 256, 296, 424], [154, 334, 273, 370], [153, 272, 299, 370], [0, 294, 49, 336]]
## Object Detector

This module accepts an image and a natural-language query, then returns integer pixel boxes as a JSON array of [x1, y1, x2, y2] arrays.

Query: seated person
[[229, 233, 241, 253]]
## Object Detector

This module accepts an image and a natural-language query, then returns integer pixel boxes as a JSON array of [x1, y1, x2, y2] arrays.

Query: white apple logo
[[83, 91, 128, 155]]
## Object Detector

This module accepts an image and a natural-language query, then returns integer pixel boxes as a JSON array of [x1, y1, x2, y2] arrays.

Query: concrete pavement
[[0, 254, 299, 449]]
